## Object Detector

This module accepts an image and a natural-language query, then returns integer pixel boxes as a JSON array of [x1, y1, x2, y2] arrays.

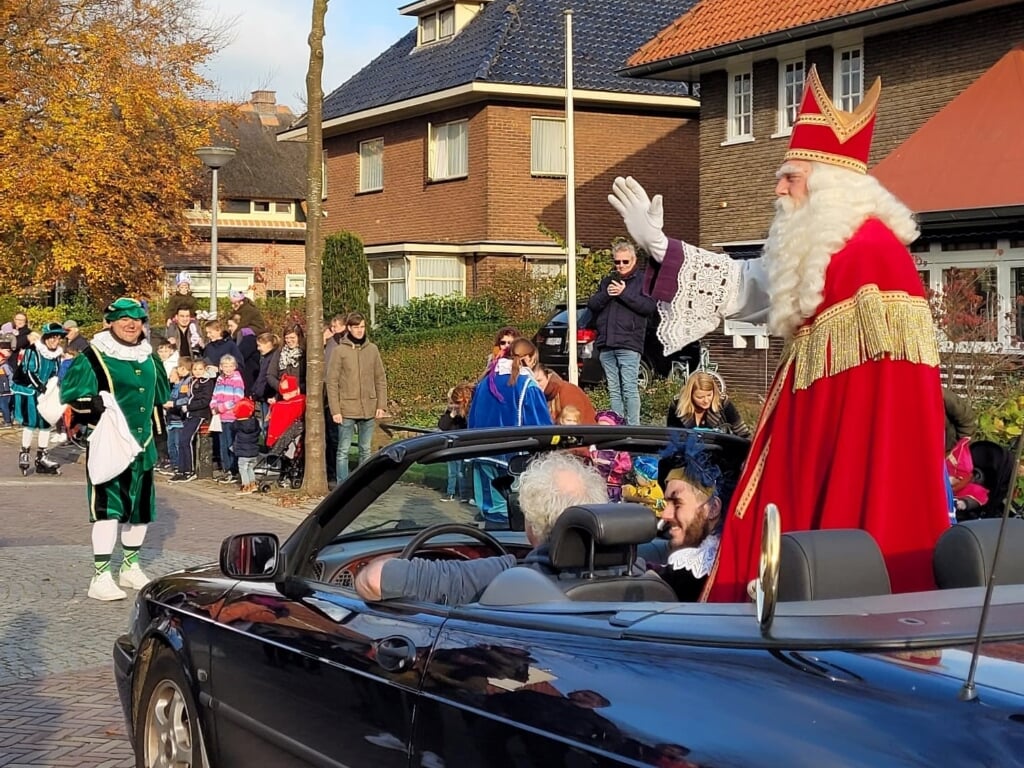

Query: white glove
[[607, 176, 668, 262]]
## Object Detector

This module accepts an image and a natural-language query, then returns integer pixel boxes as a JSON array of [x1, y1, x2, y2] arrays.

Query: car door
[[208, 579, 448, 768], [413, 608, 694, 768]]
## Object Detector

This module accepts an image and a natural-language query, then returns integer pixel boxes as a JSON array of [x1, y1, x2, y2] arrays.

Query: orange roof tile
[[630, 0, 904, 67], [872, 46, 1024, 213]]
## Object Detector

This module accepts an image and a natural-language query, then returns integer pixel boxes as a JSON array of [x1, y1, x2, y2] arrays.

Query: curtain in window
[[415, 256, 463, 297], [360, 139, 383, 191], [531, 118, 565, 175], [431, 122, 466, 179]]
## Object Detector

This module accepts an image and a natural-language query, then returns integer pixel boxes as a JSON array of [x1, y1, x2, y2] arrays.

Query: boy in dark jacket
[[170, 359, 214, 483], [201, 320, 243, 369], [232, 398, 261, 494]]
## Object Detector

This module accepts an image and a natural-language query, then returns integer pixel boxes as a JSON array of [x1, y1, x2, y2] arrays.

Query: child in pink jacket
[[211, 355, 245, 483]]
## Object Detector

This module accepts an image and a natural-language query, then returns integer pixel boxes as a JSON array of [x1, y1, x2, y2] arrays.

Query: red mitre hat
[[784, 65, 882, 174]]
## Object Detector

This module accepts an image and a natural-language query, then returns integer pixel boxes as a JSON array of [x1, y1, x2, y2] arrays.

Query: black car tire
[[135, 645, 209, 768]]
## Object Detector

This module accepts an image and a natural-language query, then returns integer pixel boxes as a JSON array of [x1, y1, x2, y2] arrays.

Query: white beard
[[763, 163, 920, 339]]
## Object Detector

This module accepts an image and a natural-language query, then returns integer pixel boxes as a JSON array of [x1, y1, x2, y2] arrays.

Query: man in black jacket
[[587, 242, 656, 425]]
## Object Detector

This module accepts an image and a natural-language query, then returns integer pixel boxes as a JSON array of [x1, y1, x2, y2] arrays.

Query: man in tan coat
[[325, 312, 387, 482]]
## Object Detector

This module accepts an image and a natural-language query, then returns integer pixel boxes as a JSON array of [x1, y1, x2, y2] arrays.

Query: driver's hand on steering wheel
[[355, 554, 397, 601]]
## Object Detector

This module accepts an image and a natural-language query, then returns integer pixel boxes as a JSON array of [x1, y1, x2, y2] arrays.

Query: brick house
[[280, 0, 699, 312], [164, 91, 307, 303], [623, 0, 1024, 398]]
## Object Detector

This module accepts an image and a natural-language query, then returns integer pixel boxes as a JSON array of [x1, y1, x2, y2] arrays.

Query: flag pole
[[564, 8, 579, 385]]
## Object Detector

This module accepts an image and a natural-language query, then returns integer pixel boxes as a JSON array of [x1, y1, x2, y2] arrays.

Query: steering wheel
[[398, 523, 509, 560]]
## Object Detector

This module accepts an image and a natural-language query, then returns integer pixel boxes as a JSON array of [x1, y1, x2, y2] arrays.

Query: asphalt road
[[0, 429, 313, 767]]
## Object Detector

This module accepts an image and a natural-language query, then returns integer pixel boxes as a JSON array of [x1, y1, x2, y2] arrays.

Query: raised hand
[[608, 176, 668, 262]]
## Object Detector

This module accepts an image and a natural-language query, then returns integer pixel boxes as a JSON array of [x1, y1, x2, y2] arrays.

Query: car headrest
[[778, 529, 891, 601], [933, 518, 1024, 589], [548, 503, 656, 572]]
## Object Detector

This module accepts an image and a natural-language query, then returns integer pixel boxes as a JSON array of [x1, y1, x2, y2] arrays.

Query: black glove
[[70, 395, 105, 427]]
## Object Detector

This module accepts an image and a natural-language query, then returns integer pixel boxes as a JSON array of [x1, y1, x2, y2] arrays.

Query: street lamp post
[[196, 146, 236, 315]]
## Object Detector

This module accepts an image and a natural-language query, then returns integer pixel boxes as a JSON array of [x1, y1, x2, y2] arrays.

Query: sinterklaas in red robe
[[646, 218, 950, 602]]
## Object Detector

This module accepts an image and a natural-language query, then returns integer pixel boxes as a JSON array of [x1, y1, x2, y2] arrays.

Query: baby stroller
[[255, 388, 306, 492]]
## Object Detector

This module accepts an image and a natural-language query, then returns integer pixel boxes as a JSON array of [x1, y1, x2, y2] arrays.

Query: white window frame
[[530, 117, 566, 177], [428, 119, 468, 181], [774, 58, 805, 137], [915, 239, 1024, 352], [369, 257, 409, 308], [723, 67, 753, 145], [411, 255, 465, 298], [834, 46, 864, 111], [358, 138, 384, 193]]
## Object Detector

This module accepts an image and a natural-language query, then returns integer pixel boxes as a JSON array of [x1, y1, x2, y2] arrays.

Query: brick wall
[[703, 334, 783, 401], [324, 105, 490, 244], [323, 101, 698, 249], [697, 4, 1024, 248], [163, 240, 306, 298]]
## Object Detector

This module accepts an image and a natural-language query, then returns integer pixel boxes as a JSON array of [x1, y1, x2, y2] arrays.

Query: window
[[370, 258, 408, 308], [1013, 267, 1024, 342], [359, 138, 384, 192], [835, 47, 863, 111], [941, 267, 1000, 343], [531, 118, 565, 176], [253, 201, 271, 213], [169, 269, 253, 300], [726, 69, 753, 141], [439, 7, 455, 37], [224, 199, 250, 214], [419, 6, 455, 45], [415, 256, 463, 298], [428, 120, 468, 181], [777, 59, 805, 134], [419, 15, 436, 43], [275, 202, 292, 214]]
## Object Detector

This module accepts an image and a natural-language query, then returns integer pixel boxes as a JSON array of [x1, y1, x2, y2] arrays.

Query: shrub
[[322, 232, 370, 320], [375, 296, 505, 335]]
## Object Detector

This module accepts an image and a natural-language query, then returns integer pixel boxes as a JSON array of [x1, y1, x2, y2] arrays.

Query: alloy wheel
[[143, 680, 195, 768]]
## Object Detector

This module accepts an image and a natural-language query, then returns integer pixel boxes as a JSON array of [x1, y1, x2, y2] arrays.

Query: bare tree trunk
[[301, 0, 329, 496]]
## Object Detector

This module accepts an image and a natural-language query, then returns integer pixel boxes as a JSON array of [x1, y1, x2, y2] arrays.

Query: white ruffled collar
[[34, 340, 63, 360], [667, 534, 720, 579], [90, 330, 153, 363]]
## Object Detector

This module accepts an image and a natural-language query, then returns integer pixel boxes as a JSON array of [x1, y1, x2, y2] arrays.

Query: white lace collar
[[90, 330, 153, 363], [34, 340, 63, 360], [667, 534, 720, 579]]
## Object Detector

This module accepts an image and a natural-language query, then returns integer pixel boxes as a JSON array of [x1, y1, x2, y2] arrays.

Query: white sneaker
[[119, 564, 151, 590], [88, 572, 127, 601]]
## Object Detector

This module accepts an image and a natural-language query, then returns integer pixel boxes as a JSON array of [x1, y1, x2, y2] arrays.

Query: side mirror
[[220, 533, 281, 580], [755, 504, 781, 636]]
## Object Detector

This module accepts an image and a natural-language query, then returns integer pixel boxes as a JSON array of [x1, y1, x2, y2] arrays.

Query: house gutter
[[917, 205, 1024, 226], [619, 0, 969, 78]]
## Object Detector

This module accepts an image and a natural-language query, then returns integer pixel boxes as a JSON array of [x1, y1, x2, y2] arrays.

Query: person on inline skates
[[12, 322, 66, 476]]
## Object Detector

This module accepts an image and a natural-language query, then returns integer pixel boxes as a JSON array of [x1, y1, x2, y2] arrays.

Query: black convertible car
[[115, 426, 1024, 768]]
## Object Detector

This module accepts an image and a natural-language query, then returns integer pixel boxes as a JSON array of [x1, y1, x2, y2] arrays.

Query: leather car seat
[[933, 518, 1024, 589], [778, 529, 892, 601], [544, 503, 677, 602]]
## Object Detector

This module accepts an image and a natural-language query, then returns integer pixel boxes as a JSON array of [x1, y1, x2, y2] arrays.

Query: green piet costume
[[61, 298, 170, 524]]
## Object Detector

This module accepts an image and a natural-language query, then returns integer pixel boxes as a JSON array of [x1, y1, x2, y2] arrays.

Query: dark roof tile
[[323, 0, 696, 122]]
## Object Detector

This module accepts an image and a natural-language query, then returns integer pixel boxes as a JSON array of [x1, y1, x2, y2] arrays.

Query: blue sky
[[198, 1, 411, 110]]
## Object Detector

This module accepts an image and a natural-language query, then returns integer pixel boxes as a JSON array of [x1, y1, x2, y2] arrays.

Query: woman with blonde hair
[[667, 372, 750, 437]]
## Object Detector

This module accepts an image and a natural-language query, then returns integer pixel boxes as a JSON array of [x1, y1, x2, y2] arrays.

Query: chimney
[[250, 90, 277, 116]]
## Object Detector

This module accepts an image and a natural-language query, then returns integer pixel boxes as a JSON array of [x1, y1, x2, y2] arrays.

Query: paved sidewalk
[[0, 428, 317, 766]]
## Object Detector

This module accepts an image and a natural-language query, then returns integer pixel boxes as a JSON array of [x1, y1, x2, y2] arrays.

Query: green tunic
[[61, 335, 170, 523]]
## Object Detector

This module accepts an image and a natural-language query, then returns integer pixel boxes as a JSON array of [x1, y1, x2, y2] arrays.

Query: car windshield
[[335, 437, 677, 540]]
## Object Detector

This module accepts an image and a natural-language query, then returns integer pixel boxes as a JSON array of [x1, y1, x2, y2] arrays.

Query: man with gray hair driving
[[355, 452, 608, 604]]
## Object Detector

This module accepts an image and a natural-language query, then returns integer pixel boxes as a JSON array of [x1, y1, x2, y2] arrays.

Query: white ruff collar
[[667, 534, 720, 579], [90, 330, 153, 363], [34, 340, 63, 360]]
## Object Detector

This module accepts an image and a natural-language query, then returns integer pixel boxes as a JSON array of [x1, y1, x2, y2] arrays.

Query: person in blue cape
[[467, 337, 552, 527]]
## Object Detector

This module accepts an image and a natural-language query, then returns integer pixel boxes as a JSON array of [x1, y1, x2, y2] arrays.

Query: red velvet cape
[[705, 219, 950, 602]]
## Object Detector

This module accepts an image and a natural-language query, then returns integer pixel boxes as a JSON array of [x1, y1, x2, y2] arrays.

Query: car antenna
[[958, 434, 1024, 702]]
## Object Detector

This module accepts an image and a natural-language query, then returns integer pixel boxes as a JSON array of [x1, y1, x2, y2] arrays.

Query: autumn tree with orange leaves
[[0, 0, 231, 303]]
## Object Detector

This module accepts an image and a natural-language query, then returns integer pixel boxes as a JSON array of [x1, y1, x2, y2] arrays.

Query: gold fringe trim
[[788, 285, 939, 391]]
